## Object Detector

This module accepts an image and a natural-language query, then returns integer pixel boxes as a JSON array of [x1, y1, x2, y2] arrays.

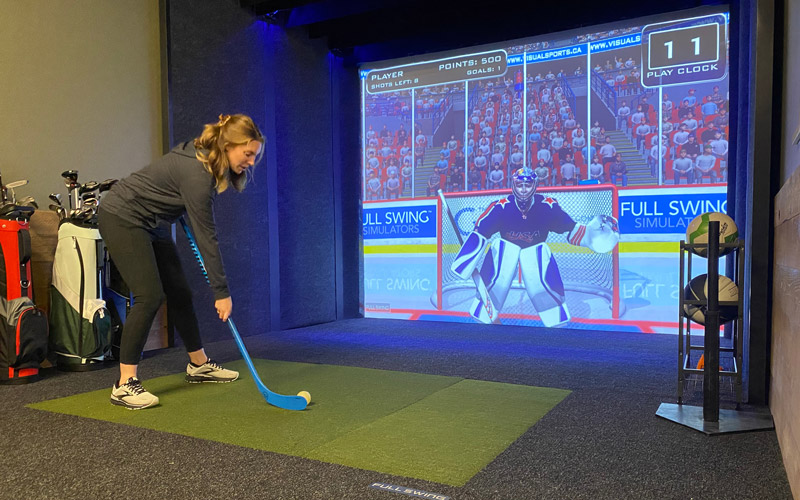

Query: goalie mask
[[512, 167, 538, 202]]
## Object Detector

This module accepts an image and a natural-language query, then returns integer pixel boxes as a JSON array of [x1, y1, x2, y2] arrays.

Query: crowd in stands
[[418, 77, 520, 196], [522, 78, 594, 187], [458, 77, 526, 191], [530, 67, 585, 81], [363, 84, 466, 201], [415, 83, 463, 122], [363, 77, 730, 200], [364, 121, 409, 201], [365, 90, 412, 120], [594, 56, 641, 98], [436, 75, 593, 193], [365, 84, 463, 122], [438, 75, 588, 192], [363, 23, 728, 199], [616, 85, 730, 184], [365, 74, 599, 200]]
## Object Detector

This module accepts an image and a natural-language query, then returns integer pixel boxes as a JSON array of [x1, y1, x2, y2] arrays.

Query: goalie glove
[[451, 231, 489, 279], [568, 214, 620, 253]]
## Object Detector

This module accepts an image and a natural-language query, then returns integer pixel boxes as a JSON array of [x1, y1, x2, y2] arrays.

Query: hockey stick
[[437, 190, 497, 322], [179, 217, 308, 411]]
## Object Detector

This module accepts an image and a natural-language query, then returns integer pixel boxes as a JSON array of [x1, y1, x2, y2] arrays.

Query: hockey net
[[435, 185, 620, 321]]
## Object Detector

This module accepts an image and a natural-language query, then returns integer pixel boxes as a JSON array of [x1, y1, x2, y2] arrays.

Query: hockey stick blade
[[179, 217, 307, 411]]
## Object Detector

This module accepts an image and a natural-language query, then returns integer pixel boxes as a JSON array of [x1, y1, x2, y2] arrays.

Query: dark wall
[[268, 26, 337, 329], [168, 0, 271, 342], [332, 55, 363, 320], [167, 0, 360, 342]]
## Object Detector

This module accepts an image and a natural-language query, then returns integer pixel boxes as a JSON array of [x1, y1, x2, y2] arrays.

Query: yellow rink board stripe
[[619, 241, 679, 253], [364, 244, 438, 254]]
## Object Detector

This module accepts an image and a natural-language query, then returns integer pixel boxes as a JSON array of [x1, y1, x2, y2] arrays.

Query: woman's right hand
[[215, 297, 232, 322]]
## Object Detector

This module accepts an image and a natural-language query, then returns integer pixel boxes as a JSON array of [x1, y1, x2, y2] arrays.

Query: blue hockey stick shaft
[[179, 217, 307, 411]]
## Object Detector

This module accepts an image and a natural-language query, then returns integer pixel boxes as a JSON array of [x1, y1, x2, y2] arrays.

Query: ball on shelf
[[683, 274, 739, 325], [696, 354, 724, 371], [297, 390, 311, 404], [686, 212, 739, 257]]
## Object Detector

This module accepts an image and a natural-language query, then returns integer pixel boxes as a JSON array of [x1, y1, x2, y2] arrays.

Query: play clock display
[[641, 14, 727, 88]]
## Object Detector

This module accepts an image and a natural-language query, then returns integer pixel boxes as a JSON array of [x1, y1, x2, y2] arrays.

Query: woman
[[98, 114, 264, 409]]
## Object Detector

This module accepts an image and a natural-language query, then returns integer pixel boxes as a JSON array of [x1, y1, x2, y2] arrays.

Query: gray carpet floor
[[1, 318, 792, 500]]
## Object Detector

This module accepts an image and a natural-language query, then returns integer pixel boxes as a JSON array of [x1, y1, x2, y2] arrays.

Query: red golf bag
[[0, 207, 48, 384]]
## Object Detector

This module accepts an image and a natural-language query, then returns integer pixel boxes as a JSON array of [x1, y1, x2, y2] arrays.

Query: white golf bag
[[49, 221, 111, 371]]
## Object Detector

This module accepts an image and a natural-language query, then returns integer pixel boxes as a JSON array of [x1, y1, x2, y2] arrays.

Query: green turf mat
[[28, 360, 570, 486]]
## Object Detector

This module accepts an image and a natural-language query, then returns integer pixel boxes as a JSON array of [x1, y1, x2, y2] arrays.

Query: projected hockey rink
[[360, 9, 731, 333]]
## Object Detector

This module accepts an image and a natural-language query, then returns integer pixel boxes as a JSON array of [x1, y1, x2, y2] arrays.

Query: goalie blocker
[[450, 167, 619, 327]]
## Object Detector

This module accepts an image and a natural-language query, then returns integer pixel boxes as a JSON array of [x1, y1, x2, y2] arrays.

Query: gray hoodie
[[101, 141, 229, 299]]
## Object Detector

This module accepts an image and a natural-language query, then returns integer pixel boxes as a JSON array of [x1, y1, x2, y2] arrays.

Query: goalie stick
[[437, 189, 498, 323], [179, 217, 308, 411]]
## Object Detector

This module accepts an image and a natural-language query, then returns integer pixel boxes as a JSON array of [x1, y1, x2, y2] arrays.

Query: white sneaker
[[186, 358, 239, 383], [110, 377, 159, 410]]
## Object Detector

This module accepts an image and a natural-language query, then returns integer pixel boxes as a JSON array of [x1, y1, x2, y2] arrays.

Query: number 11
[[664, 36, 701, 59]]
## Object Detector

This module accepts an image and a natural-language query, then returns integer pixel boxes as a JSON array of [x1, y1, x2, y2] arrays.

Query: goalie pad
[[464, 238, 520, 324], [451, 231, 488, 279], [568, 214, 620, 253], [479, 238, 521, 314], [519, 243, 570, 327]]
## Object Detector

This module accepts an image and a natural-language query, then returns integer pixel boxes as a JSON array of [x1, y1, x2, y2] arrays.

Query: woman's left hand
[[215, 297, 233, 322]]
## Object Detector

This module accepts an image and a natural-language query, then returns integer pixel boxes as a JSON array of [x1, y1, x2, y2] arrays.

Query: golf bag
[[0, 206, 47, 383], [0, 207, 35, 300], [0, 296, 48, 384], [49, 220, 111, 371]]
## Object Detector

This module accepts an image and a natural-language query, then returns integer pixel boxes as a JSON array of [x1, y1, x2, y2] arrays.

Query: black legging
[[98, 207, 203, 364]]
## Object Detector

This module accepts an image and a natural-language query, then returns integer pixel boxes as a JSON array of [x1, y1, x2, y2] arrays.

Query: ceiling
[[238, 0, 709, 62], [239, 0, 506, 56]]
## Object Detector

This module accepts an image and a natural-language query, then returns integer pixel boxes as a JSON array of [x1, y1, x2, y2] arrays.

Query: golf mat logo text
[[369, 482, 450, 500]]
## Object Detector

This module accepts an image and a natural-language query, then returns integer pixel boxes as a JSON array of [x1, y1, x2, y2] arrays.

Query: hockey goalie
[[450, 167, 619, 327]]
